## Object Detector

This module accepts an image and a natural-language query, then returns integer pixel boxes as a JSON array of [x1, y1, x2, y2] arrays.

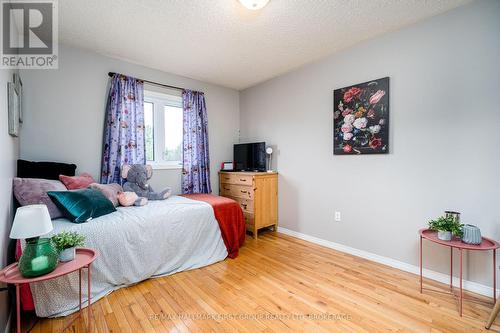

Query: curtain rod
[[108, 72, 184, 91]]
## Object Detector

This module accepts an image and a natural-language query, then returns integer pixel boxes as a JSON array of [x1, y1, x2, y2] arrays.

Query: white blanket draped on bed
[[28, 196, 228, 317]]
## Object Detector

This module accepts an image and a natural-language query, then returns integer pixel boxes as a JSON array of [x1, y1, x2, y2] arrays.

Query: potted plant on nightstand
[[428, 215, 463, 241], [52, 231, 86, 262]]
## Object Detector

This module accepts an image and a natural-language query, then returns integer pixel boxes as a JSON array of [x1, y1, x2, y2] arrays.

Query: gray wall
[[240, 0, 500, 287], [20, 45, 240, 194], [0, 68, 20, 331]]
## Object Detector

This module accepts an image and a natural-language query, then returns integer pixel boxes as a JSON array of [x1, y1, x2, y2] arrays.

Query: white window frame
[[144, 90, 183, 170]]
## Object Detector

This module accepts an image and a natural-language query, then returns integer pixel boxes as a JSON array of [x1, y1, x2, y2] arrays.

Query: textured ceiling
[[59, 0, 472, 90]]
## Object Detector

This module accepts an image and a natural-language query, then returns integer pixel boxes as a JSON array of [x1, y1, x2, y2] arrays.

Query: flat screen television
[[233, 142, 266, 172]]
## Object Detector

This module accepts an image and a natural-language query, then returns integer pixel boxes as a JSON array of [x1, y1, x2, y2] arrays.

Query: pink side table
[[419, 228, 499, 316], [0, 248, 98, 333]]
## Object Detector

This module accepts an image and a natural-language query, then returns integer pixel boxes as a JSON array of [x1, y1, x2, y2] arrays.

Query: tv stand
[[219, 171, 278, 239]]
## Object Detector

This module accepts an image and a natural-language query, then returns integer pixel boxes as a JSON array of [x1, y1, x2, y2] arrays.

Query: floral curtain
[[101, 74, 145, 184], [182, 90, 211, 194]]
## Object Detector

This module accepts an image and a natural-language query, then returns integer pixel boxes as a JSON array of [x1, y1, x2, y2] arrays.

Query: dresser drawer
[[220, 184, 254, 200], [244, 212, 254, 228], [230, 196, 254, 212], [220, 173, 253, 186]]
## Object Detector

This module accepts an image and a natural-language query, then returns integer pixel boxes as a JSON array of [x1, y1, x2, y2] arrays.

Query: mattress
[[28, 195, 228, 317]]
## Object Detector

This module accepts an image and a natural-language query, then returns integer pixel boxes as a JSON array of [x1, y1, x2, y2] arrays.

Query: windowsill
[[150, 164, 183, 170]]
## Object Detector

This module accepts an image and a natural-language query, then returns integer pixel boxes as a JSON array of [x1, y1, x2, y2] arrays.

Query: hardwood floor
[[21, 232, 500, 332]]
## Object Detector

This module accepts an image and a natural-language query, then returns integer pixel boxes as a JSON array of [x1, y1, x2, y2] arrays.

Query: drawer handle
[[224, 187, 230, 191], [242, 203, 247, 209], [240, 190, 248, 194], [239, 178, 247, 182]]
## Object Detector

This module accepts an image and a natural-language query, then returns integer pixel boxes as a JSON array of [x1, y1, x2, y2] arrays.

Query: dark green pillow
[[47, 188, 116, 223]]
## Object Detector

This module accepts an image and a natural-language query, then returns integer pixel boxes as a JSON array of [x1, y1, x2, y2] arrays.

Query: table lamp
[[10, 205, 59, 277], [266, 147, 273, 172]]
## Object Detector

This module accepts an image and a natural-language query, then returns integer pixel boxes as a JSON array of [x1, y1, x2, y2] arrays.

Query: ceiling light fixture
[[238, 0, 270, 10]]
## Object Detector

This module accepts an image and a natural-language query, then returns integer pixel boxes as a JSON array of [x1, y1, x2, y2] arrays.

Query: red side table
[[0, 248, 98, 333], [419, 228, 499, 316]]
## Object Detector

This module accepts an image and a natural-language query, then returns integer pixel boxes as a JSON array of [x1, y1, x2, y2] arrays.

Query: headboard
[[17, 159, 77, 179]]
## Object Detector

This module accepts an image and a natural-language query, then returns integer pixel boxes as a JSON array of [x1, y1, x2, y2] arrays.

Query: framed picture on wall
[[333, 77, 389, 155], [13, 73, 23, 123], [8, 82, 20, 137]]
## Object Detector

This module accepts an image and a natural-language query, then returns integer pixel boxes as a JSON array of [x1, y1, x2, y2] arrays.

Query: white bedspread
[[29, 196, 228, 317]]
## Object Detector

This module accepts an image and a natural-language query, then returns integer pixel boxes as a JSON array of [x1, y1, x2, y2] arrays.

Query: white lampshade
[[10, 205, 53, 239], [238, 0, 270, 10]]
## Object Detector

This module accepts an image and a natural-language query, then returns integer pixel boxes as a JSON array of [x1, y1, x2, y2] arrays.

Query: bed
[[26, 195, 244, 317], [14, 160, 246, 318]]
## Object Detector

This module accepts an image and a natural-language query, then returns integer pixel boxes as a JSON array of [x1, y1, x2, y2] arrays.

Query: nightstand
[[0, 248, 98, 333]]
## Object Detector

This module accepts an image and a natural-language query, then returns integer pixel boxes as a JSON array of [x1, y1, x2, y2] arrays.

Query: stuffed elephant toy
[[121, 164, 171, 204]]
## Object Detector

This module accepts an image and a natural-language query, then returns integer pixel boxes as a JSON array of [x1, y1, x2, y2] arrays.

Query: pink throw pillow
[[88, 183, 123, 207], [59, 173, 95, 190], [13, 177, 67, 219]]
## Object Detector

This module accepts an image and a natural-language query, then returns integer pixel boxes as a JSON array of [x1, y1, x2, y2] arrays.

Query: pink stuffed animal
[[117, 191, 147, 207]]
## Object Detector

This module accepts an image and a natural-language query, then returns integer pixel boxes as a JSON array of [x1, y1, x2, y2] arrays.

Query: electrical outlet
[[334, 211, 341, 222]]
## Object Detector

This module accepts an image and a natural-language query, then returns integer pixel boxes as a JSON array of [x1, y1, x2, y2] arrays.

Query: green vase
[[19, 238, 59, 277]]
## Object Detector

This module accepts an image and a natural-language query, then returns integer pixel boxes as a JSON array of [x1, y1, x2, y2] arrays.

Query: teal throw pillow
[[47, 188, 116, 223]]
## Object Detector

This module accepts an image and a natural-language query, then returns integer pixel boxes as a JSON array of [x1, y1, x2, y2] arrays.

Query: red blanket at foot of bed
[[183, 193, 246, 259]]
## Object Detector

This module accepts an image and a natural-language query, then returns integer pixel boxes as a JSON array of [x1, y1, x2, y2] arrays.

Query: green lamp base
[[19, 237, 59, 278]]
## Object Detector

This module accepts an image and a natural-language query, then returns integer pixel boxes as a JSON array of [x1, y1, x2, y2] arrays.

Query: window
[[144, 90, 183, 169]]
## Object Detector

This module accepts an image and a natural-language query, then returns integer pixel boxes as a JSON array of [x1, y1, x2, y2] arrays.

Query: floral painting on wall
[[333, 77, 389, 155]]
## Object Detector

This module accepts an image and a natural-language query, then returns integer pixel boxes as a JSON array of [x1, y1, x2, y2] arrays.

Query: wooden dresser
[[219, 171, 278, 239]]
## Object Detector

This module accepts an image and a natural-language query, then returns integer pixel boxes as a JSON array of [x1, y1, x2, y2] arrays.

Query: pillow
[[59, 173, 95, 190], [17, 159, 77, 180], [88, 183, 123, 207], [47, 189, 116, 223], [13, 178, 67, 219]]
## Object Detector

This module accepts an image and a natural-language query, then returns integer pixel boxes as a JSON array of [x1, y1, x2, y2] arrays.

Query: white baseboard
[[278, 227, 499, 298]]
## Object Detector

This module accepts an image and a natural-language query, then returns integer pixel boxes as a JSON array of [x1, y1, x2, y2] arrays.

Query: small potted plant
[[51, 231, 85, 262], [428, 215, 463, 241]]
